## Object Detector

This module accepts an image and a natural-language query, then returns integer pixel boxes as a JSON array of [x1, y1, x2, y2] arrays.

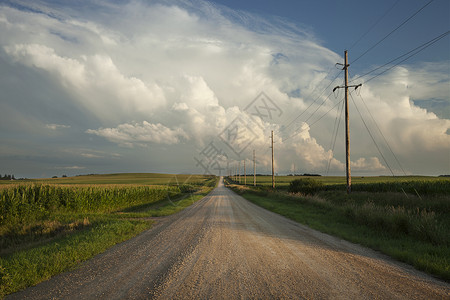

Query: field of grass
[[235, 174, 448, 187], [0, 173, 217, 297], [0, 173, 206, 186], [225, 176, 450, 281]]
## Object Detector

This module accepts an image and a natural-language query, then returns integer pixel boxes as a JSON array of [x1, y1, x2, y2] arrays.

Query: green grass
[[0, 173, 218, 298], [226, 177, 450, 281], [1, 217, 150, 297], [238, 174, 449, 188]]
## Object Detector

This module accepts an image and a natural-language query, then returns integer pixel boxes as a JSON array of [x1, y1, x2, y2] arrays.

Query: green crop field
[[0, 173, 208, 186], [235, 174, 449, 187], [0, 173, 217, 297], [233, 175, 450, 195]]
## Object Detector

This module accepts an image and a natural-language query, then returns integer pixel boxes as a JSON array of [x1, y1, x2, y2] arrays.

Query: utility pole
[[344, 51, 351, 194], [238, 161, 241, 184], [253, 150, 256, 186], [271, 130, 275, 189], [244, 160, 246, 185], [333, 50, 361, 194]]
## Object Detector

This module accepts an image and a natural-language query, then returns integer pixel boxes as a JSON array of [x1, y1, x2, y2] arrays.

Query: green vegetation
[[288, 178, 324, 195], [243, 174, 448, 187], [0, 173, 217, 298], [226, 176, 450, 281], [0, 173, 205, 185]]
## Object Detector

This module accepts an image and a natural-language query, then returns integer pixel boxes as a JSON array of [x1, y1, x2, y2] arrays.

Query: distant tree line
[[1, 174, 15, 180]]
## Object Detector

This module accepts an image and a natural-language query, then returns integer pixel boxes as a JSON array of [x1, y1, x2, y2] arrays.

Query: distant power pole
[[271, 130, 275, 189], [253, 149, 256, 186], [238, 161, 241, 184], [244, 160, 246, 185], [333, 50, 361, 194]]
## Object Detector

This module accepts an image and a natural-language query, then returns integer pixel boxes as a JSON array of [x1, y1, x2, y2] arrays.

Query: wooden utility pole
[[238, 161, 241, 184], [344, 50, 351, 194], [271, 130, 275, 189], [333, 50, 361, 194], [253, 150, 256, 186], [244, 160, 246, 185]]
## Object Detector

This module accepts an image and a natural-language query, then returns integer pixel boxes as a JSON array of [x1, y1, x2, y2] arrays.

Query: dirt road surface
[[9, 178, 449, 299]]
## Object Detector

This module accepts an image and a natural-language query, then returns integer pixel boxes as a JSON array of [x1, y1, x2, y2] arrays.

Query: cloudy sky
[[0, 0, 449, 178]]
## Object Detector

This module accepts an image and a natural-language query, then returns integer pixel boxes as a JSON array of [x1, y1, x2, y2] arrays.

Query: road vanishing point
[[9, 178, 450, 299]]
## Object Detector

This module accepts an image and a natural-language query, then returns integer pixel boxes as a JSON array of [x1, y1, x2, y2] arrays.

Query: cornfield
[[0, 184, 181, 226]]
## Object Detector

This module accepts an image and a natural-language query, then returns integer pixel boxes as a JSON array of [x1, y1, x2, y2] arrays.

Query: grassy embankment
[[0, 173, 218, 298], [225, 175, 450, 281]]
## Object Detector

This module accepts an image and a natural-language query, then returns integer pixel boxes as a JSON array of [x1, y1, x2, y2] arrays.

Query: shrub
[[179, 184, 196, 193], [288, 178, 324, 195]]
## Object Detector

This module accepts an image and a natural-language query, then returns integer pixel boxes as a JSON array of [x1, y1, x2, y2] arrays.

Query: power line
[[363, 30, 450, 84], [349, 0, 400, 50], [326, 99, 344, 175], [260, 71, 341, 160], [351, 30, 450, 83], [283, 90, 335, 141], [358, 93, 407, 175], [351, 0, 435, 65], [283, 95, 343, 143], [349, 92, 395, 176], [282, 69, 342, 132]]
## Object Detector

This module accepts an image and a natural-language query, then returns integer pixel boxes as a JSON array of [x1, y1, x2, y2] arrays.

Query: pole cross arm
[[333, 83, 362, 92]]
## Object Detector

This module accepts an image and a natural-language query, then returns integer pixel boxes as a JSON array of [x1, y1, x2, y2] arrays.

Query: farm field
[[0, 173, 206, 186], [0, 173, 218, 297], [236, 174, 449, 187], [226, 175, 450, 281]]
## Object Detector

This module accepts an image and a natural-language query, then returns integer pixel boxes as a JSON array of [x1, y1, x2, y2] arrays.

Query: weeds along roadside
[[0, 176, 218, 298], [224, 177, 450, 281]]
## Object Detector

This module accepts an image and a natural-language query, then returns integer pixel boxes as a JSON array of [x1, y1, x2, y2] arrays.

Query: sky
[[0, 0, 449, 178]]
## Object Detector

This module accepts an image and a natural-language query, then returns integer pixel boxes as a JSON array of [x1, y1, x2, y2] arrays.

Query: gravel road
[[9, 178, 449, 299]]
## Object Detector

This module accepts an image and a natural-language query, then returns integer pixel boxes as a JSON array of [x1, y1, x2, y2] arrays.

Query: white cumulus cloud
[[86, 121, 188, 147]]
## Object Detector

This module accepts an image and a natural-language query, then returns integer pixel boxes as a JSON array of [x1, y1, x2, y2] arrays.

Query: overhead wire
[[349, 92, 395, 176], [348, 0, 400, 51], [351, 0, 435, 65], [260, 68, 343, 167], [283, 90, 334, 141], [281, 69, 342, 133], [326, 98, 344, 175], [358, 93, 407, 175], [351, 30, 450, 83], [363, 30, 450, 84], [284, 95, 344, 143]]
